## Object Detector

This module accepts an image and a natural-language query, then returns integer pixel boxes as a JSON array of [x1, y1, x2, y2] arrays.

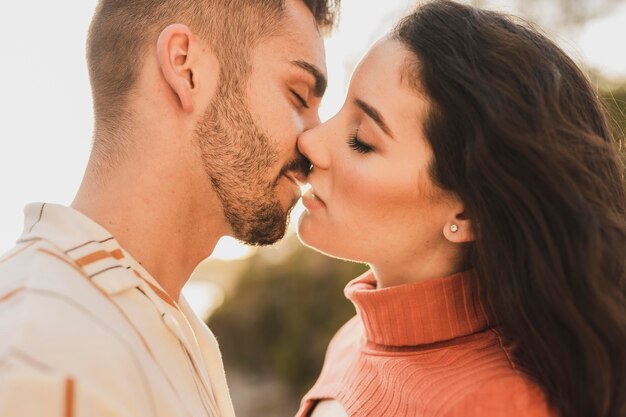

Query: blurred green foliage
[[208, 236, 368, 394]]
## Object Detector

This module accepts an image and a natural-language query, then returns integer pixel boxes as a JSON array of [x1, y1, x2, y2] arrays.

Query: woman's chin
[[297, 214, 330, 251], [297, 218, 363, 263], [296, 213, 318, 249]]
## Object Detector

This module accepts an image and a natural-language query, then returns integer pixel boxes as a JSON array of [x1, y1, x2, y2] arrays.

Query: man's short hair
[[86, 0, 339, 163]]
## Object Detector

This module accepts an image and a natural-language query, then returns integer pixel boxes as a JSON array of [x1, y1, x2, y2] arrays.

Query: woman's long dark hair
[[395, 2, 626, 416]]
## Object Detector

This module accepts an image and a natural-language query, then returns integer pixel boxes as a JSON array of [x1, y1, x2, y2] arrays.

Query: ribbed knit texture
[[297, 270, 557, 417]]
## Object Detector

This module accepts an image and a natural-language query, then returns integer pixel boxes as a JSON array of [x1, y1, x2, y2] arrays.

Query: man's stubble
[[194, 72, 297, 246]]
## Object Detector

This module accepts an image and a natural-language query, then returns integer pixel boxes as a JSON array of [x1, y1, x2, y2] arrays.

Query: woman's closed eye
[[348, 132, 375, 154]]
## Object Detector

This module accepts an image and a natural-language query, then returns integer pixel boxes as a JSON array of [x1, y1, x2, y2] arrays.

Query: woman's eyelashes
[[348, 132, 374, 154]]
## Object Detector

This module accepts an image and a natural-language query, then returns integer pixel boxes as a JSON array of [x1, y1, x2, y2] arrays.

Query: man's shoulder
[[0, 239, 135, 359], [0, 240, 154, 407], [0, 239, 82, 291]]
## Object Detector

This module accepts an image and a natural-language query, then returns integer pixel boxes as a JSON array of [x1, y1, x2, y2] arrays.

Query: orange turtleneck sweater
[[297, 271, 557, 417]]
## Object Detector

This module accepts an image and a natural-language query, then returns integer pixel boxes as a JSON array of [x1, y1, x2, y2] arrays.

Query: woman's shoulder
[[324, 316, 363, 354], [441, 373, 557, 417], [433, 328, 557, 416]]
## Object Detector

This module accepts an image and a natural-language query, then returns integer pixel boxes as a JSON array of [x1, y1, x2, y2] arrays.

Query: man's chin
[[232, 214, 291, 247], [224, 193, 297, 246], [241, 224, 288, 247]]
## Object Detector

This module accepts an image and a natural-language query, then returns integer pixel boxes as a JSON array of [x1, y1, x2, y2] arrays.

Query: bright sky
[[1, 0, 625, 258]]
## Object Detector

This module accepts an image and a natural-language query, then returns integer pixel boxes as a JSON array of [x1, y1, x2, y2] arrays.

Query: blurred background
[[1, 0, 625, 416]]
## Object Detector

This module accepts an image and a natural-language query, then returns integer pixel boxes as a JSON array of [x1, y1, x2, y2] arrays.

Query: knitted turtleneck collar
[[345, 270, 490, 347]]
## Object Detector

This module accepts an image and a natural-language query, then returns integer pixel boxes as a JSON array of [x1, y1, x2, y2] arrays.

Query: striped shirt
[[0, 203, 236, 417]]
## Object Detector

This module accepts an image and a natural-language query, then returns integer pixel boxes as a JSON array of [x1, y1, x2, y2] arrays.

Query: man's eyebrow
[[290, 60, 327, 97], [354, 98, 394, 139]]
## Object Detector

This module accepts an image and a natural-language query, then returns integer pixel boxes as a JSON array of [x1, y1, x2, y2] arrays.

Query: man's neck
[[72, 153, 227, 301]]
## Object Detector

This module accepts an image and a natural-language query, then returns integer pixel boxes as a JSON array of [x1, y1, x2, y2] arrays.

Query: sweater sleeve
[[441, 375, 557, 417]]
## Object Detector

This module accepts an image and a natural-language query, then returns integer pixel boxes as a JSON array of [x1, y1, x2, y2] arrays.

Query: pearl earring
[[450, 224, 459, 233]]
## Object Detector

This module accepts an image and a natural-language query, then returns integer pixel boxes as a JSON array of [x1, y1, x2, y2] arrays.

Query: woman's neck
[[370, 245, 467, 289]]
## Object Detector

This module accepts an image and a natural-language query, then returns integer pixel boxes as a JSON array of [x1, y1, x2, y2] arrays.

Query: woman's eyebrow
[[354, 98, 395, 139]]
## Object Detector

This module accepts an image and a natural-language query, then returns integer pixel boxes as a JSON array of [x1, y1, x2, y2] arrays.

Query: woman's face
[[297, 39, 466, 283]]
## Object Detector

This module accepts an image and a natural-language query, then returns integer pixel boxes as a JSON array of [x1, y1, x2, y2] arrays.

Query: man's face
[[195, 0, 327, 245]]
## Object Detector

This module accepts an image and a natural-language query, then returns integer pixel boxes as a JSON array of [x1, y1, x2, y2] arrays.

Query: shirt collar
[[19, 203, 161, 296], [19, 203, 223, 413], [20, 202, 114, 250], [346, 269, 489, 347]]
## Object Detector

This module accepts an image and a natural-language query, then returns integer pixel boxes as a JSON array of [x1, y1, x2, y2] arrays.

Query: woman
[[295, 1, 626, 416]]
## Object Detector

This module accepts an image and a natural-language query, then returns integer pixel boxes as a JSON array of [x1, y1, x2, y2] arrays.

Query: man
[[0, 0, 337, 415]]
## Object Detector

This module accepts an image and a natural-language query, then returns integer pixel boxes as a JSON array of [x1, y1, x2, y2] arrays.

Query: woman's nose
[[297, 122, 331, 170]]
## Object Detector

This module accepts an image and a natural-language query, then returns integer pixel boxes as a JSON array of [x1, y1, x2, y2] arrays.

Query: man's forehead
[[255, 29, 327, 75], [248, 0, 328, 96], [258, 17, 327, 93], [281, 0, 327, 68]]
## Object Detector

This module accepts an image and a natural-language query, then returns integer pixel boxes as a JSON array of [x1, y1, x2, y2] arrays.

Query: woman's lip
[[302, 187, 326, 209]]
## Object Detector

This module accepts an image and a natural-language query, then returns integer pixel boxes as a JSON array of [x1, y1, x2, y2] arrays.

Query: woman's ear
[[443, 209, 474, 243], [156, 24, 218, 114]]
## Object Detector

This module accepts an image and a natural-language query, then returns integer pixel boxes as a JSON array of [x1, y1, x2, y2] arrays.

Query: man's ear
[[156, 24, 217, 114], [443, 204, 475, 244]]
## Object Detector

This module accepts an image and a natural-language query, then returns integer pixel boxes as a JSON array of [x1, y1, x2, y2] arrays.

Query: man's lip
[[284, 172, 307, 187]]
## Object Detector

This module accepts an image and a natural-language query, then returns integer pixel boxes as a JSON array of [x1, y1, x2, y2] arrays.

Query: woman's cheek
[[335, 166, 387, 227], [339, 163, 377, 199]]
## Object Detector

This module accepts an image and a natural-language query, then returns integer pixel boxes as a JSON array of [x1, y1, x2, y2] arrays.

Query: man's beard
[[194, 78, 304, 246]]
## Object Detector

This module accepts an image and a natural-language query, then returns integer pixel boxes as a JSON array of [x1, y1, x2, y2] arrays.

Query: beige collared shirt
[[0, 203, 236, 417]]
